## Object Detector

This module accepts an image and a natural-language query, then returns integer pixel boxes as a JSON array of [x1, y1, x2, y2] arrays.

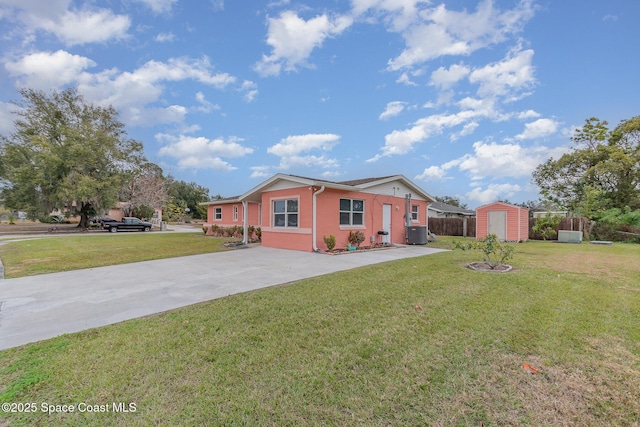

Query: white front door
[[382, 204, 392, 244], [488, 210, 507, 241]]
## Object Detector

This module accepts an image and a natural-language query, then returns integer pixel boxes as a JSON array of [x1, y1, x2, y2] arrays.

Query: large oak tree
[[532, 116, 640, 218], [0, 88, 146, 227]]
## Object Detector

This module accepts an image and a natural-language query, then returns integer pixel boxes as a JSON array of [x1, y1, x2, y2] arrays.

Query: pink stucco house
[[202, 174, 436, 252]]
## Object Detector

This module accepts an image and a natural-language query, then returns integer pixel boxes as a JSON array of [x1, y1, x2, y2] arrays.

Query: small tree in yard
[[532, 213, 563, 240], [455, 234, 515, 269]]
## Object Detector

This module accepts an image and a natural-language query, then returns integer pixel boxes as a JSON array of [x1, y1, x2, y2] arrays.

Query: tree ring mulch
[[466, 262, 513, 273]]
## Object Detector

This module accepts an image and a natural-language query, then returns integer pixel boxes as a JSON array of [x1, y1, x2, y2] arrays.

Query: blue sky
[[1, 0, 638, 208]]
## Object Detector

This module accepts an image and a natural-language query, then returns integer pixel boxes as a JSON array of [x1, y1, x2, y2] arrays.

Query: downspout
[[404, 193, 412, 243], [242, 200, 248, 245], [312, 186, 326, 251]]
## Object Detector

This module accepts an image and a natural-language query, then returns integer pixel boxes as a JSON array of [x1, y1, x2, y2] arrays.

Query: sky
[[0, 0, 638, 208]]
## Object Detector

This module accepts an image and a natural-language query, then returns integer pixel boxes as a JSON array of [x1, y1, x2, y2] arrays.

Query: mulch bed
[[466, 261, 513, 272]]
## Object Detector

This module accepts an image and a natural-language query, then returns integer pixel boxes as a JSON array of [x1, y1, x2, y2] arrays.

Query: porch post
[[242, 200, 248, 245]]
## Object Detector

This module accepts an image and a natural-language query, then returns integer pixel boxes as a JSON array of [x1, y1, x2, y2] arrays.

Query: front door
[[488, 210, 507, 241], [382, 204, 392, 244]]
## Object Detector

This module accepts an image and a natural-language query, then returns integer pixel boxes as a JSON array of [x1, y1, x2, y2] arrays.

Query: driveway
[[0, 245, 446, 350]]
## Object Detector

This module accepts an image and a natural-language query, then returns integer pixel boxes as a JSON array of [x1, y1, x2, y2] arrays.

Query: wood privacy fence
[[428, 217, 476, 237], [428, 216, 591, 240]]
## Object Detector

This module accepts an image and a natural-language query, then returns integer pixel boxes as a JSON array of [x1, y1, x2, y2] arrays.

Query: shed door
[[488, 210, 507, 241], [382, 204, 391, 244]]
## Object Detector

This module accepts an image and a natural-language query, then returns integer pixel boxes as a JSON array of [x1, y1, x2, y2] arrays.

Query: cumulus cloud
[[515, 118, 559, 140], [466, 183, 522, 205], [429, 63, 470, 89], [254, 10, 353, 76], [267, 133, 340, 169], [158, 134, 253, 171], [469, 46, 536, 99], [155, 32, 175, 42], [386, 0, 535, 70], [0, 1, 131, 46], [5, 50, 96, 89], [379, 101, 407, 120]]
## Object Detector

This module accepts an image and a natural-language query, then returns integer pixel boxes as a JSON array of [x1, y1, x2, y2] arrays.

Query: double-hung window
[[214, 207, 222, 221], [273, 199, 298, 227], [340, 198, 364, 226], [411, 205, 419, 221], [233, 205, 239, 222]]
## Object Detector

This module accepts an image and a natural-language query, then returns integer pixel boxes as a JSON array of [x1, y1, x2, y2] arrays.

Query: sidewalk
[[0, 245, 446, 350]]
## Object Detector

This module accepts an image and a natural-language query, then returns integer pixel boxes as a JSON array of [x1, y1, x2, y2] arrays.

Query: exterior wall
[[476, 203, 529, 241], [314, 189, 428, 251], [205, 202, 260, 228], [260, 186, 314, 251]]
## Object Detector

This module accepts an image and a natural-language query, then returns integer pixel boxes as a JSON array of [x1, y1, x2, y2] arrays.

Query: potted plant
[[347, 230, 365, 250]]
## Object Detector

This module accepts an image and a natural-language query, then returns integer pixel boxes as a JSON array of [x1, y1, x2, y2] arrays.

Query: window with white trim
[[233, 205, 239, 221], [273, 199, 298, 227], [411, 205, 419, 221], [340, 198, 364, 226], [214, 207, 222, 221]]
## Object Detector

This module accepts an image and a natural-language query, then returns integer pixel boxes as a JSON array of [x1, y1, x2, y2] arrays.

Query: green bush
[[323, 234, 336, 251], [347, 230, 365, 248]]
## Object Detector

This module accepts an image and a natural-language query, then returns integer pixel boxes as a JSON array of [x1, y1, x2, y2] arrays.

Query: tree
[[532, 116, 640, 218], [165, 177, 210, 219], [0, 88, 146, 227], [119, 162, 167, 219]]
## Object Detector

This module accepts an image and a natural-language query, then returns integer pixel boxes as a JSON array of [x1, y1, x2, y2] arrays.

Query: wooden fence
[[428, 216, 591, 240], [428, 217, 476, 237]]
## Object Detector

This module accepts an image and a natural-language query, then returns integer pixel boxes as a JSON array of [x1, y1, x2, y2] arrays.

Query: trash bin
[[160, 221, 167, 231]]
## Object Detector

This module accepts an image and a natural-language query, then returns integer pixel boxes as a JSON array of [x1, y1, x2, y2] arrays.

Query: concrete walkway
[[0, 245, 446, 350]]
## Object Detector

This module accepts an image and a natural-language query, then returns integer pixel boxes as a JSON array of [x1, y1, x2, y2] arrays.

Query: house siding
[[205, 202, 259, 229]]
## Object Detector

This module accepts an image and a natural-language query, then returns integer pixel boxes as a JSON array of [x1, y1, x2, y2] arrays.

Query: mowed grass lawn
[[0, 233, 236, 278], [1, 239, 639, 426]]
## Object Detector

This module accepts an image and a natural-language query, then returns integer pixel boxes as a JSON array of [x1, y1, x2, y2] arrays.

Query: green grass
[[1, 239, 639, 426], [0, 233, 237, 278]]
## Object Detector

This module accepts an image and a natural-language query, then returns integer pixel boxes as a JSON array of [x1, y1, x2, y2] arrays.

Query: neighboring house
[[532, 210, 568, 219], [427, 201, 475, 218], [202, 173, 436, 252], [107, 202, 163, 226], [476, 202, 529, 242]]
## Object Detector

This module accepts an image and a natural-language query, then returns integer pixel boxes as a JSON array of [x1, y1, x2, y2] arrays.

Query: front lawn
[[0, 240, 639, 425], [0, 233, 237, 278]]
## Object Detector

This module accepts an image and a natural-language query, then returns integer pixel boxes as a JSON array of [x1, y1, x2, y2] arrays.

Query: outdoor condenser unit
[[407, 226, 428, 245]]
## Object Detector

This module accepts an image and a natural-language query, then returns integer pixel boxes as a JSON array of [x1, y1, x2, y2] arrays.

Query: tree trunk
[[77, 202, 93, 228]]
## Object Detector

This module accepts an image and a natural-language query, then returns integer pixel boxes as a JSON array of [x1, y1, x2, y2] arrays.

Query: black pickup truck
[[102, 217, 153, 232]]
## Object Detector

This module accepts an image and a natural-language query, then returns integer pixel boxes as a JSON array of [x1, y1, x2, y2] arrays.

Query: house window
[[411, 205, 419, 221], [340, 198, 364, 226], [233, 205, 239, 222], [214, 207, 222, 221], [273, 199, 298, 227]]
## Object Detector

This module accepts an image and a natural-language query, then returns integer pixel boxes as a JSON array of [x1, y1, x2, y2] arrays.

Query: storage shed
[[476, 202, 529, 242]]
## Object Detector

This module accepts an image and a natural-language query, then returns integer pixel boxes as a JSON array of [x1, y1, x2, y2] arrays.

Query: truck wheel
[[144, 227, 151, 232], [110, 227, 117, 233]]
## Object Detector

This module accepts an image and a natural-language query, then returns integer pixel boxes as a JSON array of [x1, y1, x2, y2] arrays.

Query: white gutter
[[242, 200, 248, 245], [312, 185, 326, 251]]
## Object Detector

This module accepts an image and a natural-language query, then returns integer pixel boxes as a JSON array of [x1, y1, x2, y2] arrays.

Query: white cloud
[[267, 133, 340, 169], [429, 63, 470, 89], [250, 165, 272, 178], [415, 165, 449, 181], [158, 134, 253, 171], [254, 10, 353, 76], [193, 92, 220, 113], [155, 32, 175, 42], [466, 183, 522, 205], [379, 101, 407, 120], [240, 80, 259, 102], [0, 101, 17, 137], [469, 46, 536, 99], [517, 109, 540, 119], [387, 0, 535, 70], [138, 0, 177, 14], [5, 50, 96, 89], [515, 118, 559, 140]]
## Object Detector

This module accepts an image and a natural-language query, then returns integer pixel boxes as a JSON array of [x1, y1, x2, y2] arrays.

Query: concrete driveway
[[0, 245, 446, 350]]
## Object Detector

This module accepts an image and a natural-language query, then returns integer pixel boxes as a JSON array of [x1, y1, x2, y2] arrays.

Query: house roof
[[428, 201, 475, 216], [200, 195, 241, 206], [475, 201, 529, 211], [201, 173, 436, 204]]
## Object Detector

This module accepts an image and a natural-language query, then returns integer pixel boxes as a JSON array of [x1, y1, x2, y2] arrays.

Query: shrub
[[255, 227, 262, 241], [323, 234, 336, 251], [347, 230, 365, 247], [532, 213, 562, 240], [455, 233, 515, 269]]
